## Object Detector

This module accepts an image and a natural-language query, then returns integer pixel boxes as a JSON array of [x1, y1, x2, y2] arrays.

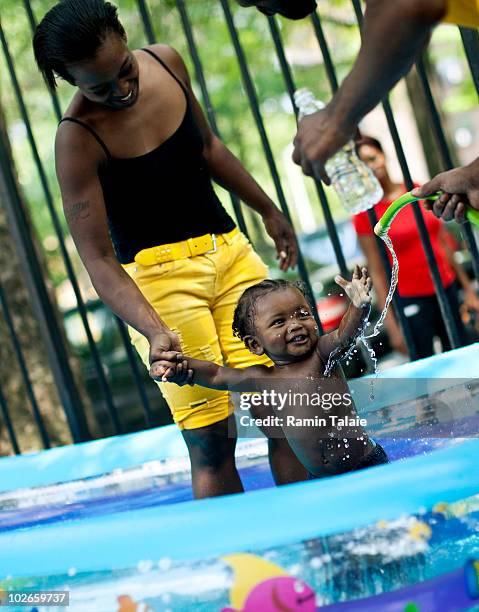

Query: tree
[[0, 102, 72, 453]]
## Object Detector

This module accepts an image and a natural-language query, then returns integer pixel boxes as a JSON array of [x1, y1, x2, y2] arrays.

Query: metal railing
[[0, 0, 477, 453]]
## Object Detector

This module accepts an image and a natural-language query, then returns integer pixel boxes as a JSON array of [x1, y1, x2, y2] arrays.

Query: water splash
[[365, 235, 399, 341], [323, 314, 369, 377], [323, 339, 358, 377], [361, 235, 399, 376], [323, 235, 399, 377]]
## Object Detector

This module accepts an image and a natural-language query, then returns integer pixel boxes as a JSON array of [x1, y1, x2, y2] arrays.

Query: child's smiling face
[[245, 287, 319, 363]]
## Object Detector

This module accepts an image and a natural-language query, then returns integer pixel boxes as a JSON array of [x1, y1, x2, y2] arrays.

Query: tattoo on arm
[[65, 200, 91, 223]]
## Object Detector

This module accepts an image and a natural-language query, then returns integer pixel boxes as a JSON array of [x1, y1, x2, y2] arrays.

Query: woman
[[353, 136, 479, 358], [33, 0, 307, 497]]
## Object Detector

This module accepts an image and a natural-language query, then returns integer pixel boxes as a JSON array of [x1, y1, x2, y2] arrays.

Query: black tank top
[[60, 48, 235, 264]]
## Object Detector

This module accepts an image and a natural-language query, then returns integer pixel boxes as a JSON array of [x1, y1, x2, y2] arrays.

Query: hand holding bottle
[[293, 88, 383, 214]]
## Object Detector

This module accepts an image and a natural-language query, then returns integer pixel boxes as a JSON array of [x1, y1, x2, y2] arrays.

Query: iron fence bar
[[115, 317, 154, 427], [22, 0, 62, 121], [0, 22, 123, 435], [351, 0, 462, 349], [0, 281, 50, 448], [309, 13, 339, 93], [136, 0, 156, 44], [382, 100, 462, 348], [0, 382, 20, 455], [308, 7, 418, 358], [174, 0, 249, 236], [219, 0, 323, 328], [415, 56, 479, 281], [267, 16, 348, 282], [0, 120, 90, 443], [460, 28, 479, 95]]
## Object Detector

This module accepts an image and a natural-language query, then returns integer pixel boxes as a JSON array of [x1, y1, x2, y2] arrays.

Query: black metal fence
[[0, 0, 478, 454]]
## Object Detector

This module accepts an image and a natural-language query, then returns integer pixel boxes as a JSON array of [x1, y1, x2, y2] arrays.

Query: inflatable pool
[[1, 344, 478, 611]]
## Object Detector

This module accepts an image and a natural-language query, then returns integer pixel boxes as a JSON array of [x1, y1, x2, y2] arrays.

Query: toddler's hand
[[150, 354, 194, 386], [335, 265, 372, 308]]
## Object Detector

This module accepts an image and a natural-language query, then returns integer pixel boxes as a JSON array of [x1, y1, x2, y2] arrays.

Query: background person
[[34, 0, 307, 498], [353, 136, 478, 357]]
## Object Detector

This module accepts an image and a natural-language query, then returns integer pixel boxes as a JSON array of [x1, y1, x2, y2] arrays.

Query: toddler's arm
[[150, 355, 269, 392], [319, 265, 371, 359]]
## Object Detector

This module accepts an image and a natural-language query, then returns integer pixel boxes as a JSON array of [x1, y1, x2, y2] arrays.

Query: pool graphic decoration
[[221, 554, 316, 612]]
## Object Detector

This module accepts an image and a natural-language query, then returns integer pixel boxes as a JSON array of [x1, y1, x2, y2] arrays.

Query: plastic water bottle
[[294, 88, 383, 214]]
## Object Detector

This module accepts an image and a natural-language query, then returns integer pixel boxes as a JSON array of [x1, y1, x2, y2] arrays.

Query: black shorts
[[399, 281, 473, 359], [308, 443, 388, 479], [355, 442, 389, 470]]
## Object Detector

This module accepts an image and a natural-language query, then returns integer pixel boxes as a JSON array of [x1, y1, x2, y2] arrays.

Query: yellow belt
[[134, 227, 239, 266]]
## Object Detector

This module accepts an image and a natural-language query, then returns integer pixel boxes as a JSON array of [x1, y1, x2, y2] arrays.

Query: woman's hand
[[262, 209, 298, 271], [412, 159, 479, 223], [292, 107, 356, 183], [148, 327, 182, 381]]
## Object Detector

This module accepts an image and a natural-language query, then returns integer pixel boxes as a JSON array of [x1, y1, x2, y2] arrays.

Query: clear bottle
[[293, 88, 383, 214]]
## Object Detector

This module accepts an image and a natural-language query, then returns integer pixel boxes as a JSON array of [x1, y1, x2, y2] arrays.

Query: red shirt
[[353, 189, 456, 297]]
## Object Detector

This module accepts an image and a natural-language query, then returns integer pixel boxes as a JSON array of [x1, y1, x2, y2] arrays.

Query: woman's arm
[[152, 44, 298, 271], [55, 122, 181, 362], [358, 234, 407, 353], [292, 0, 446, 180]]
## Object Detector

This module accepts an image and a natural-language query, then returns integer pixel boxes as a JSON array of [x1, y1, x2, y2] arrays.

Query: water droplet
[[158, 557, 172, 571], [162, 594, 172, 604], [137, 560, 153, 573], [68, 567, 77, 577]]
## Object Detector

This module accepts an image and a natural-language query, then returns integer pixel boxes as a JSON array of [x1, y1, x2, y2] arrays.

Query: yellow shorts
[[444, 0, 479, 28], [123, 230, 271, 430]]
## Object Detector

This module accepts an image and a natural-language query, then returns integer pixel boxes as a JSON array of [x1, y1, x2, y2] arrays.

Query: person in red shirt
[[353, 136, 479, 358]]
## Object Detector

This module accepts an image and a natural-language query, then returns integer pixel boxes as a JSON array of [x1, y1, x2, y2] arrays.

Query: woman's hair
[[33, 0, 126, 89], [355, 135, 383, 156], [232, 279, 312, 341]]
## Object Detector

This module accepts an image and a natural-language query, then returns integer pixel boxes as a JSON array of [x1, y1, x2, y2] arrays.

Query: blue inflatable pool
[[1, 344, 478, 611]]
